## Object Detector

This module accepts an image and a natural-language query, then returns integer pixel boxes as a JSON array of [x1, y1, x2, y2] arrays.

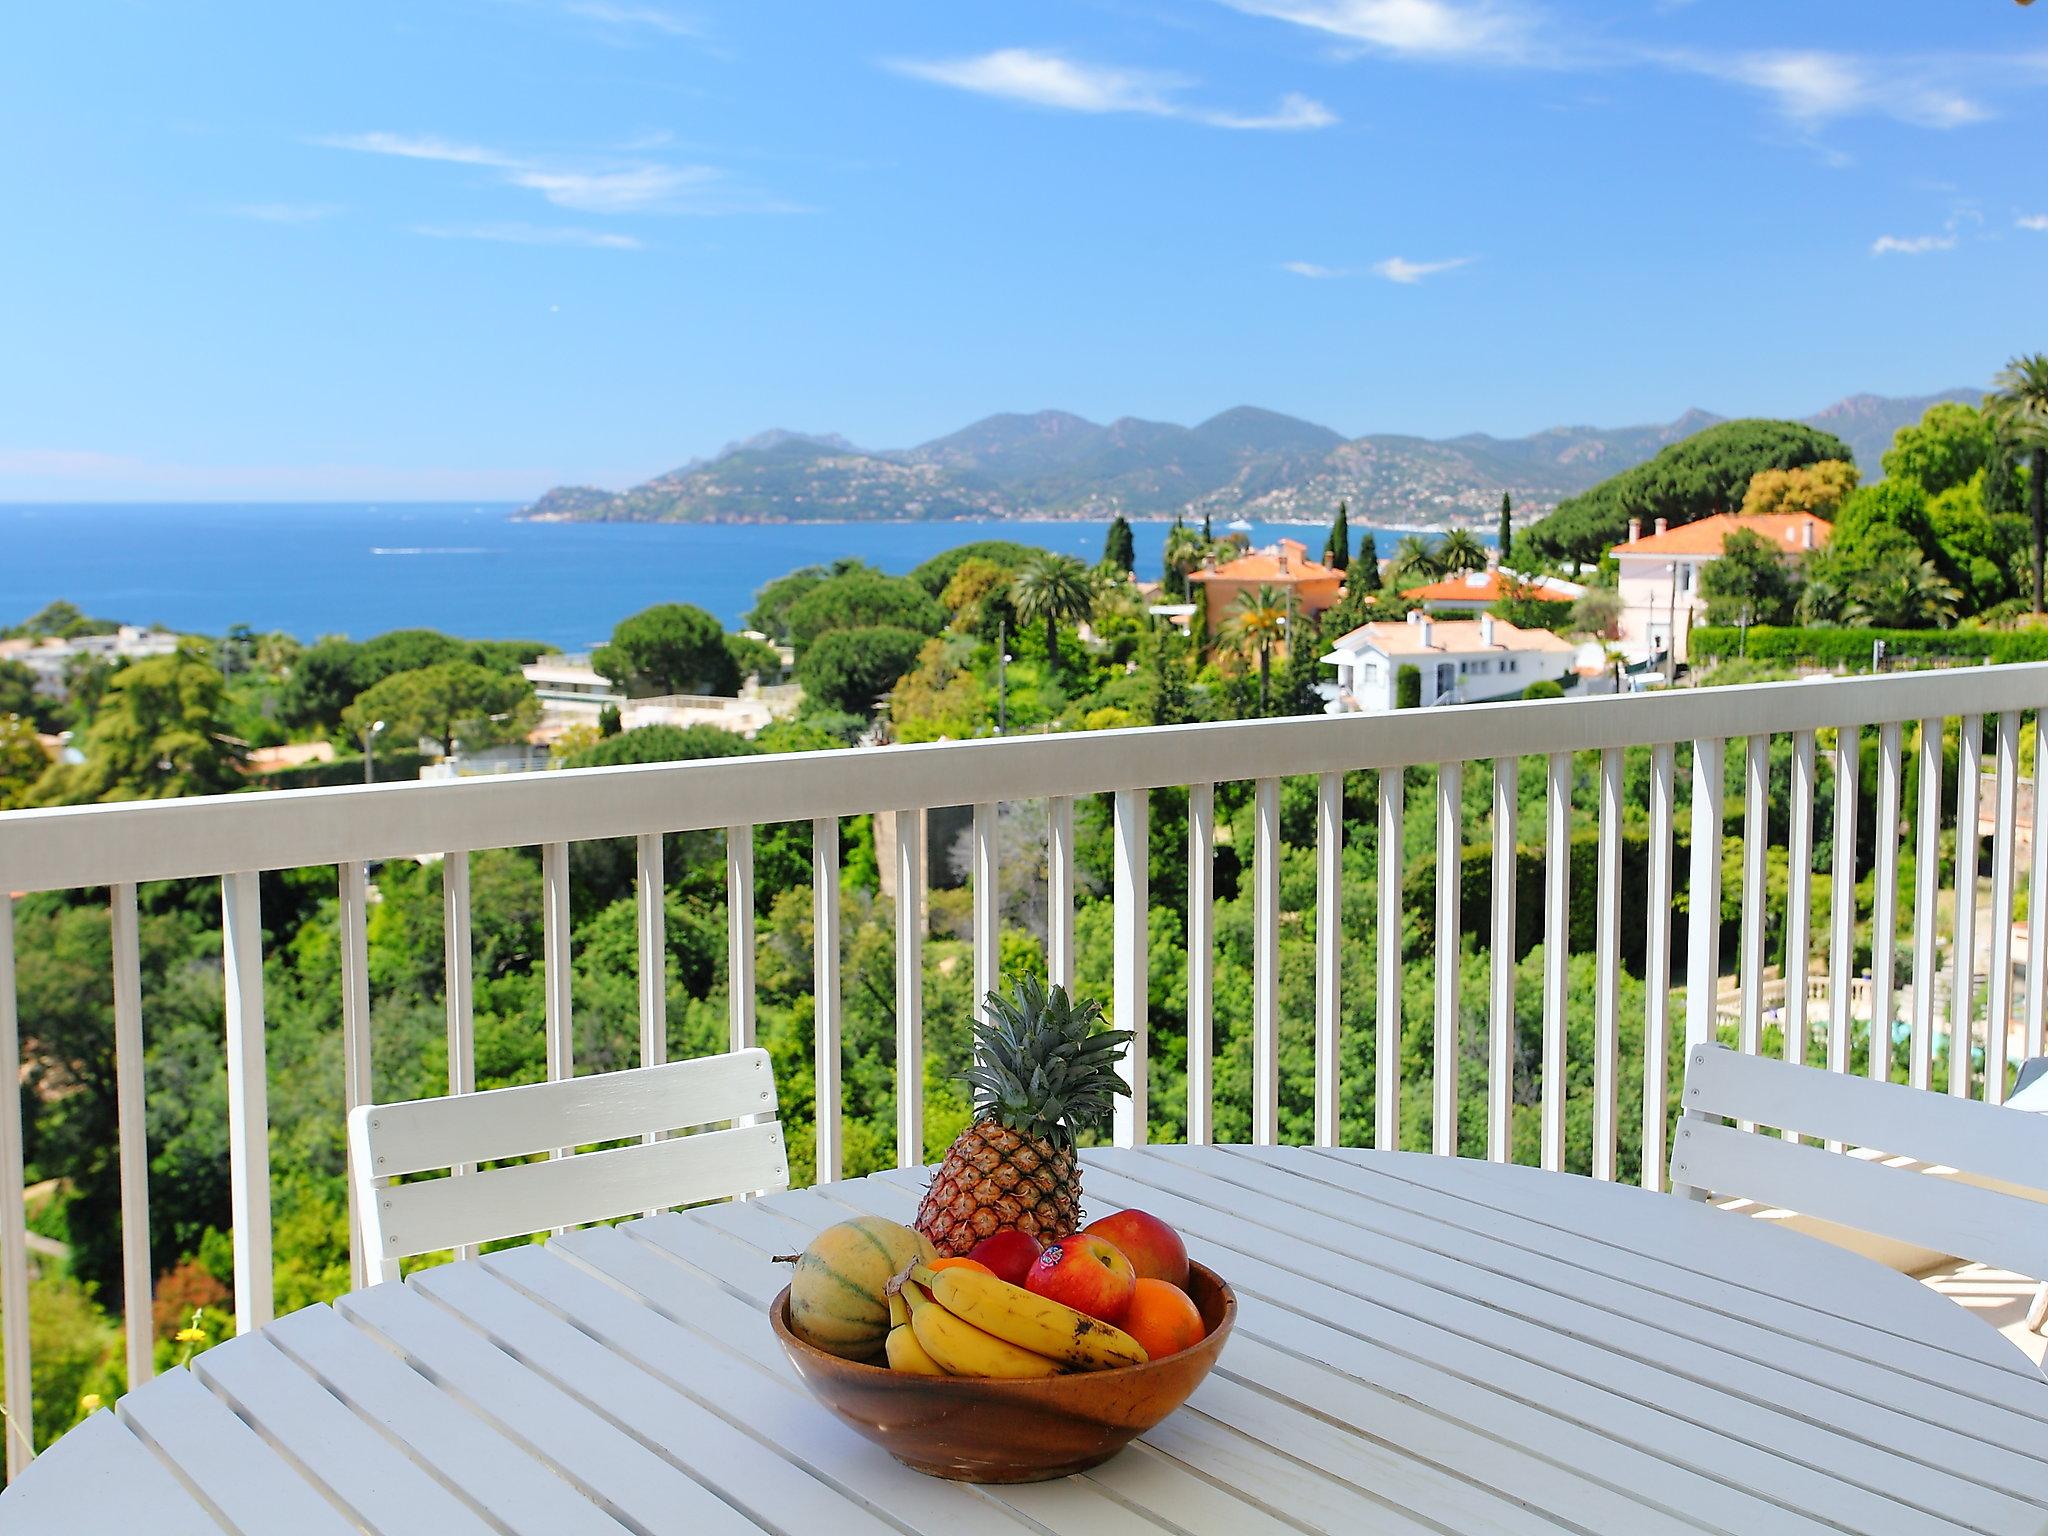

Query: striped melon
[[788, 1217, 937, 1360]]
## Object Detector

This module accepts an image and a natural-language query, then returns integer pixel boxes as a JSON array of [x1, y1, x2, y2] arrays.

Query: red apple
[[1082, 1208, 1189, 1290], [967, 1228, 1044, 1288], [1024, 1233, 1137, 1324]]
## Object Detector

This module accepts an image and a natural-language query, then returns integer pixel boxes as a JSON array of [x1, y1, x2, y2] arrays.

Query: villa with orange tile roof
[[1186, 537, 1344, 640], [1401, 565, 1587, 611], [1612, 512, 1829, 666], [1319, 611, 1578, 712]]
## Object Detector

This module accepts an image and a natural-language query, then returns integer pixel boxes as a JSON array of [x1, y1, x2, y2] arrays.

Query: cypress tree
[[1104, 514, 1136, 573], [1498, 492, 1513, 562], [1354, 529, 1382, 593], [1201, 512, 1214, 542], [1280, 611, 1327, 716], [1324, 501, 1350, 571]]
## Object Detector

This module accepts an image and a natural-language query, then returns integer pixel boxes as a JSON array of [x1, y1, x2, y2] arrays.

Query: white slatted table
[[6, 1146, 2046, 1535]]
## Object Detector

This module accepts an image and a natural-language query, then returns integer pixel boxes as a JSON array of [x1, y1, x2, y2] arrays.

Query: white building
[[1320, 611, 1578, 712], [521, 655, 626, 730], [0, 625, 181, 697], [1612, 512, 1828, 666]]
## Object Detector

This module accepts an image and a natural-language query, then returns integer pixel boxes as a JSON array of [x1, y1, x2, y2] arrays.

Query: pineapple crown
[[960, 975, 1132, 1150]]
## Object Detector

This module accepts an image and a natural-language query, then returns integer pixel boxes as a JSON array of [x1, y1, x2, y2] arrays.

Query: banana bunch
[[882, 1262, 1150, 1379]]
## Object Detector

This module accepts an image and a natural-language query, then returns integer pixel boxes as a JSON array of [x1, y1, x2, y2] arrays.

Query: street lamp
[[363, 719, 386, 785]]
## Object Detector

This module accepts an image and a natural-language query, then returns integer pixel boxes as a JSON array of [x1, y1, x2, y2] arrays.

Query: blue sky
[[2, 1, 2043, 499]]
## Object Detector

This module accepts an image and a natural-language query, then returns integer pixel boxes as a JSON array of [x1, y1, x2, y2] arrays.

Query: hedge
[[1692, 625, 2048, 668], [246, 749, 427, 791]]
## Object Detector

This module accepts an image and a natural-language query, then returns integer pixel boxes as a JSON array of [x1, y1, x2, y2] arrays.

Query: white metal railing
[[4, 664, 2048, 1477]]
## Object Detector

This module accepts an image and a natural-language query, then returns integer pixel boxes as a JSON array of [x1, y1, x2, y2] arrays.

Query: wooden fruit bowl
[[770, 1261, 1236, 1483]]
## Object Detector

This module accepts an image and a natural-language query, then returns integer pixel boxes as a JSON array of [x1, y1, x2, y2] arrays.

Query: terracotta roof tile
[[1614, 513, 1830, 558]]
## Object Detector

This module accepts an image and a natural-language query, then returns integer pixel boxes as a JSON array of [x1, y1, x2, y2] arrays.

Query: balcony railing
[[4, 663, 2047, 1479]]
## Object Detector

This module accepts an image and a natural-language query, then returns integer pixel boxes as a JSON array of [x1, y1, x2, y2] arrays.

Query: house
[[0, 625, 182, 698], [521, 654, 626, 730], [1320, 611, 1578, 712], [1186, 538, 1344, 641], [1401, 565, 1586, 612], [1612, 512, 1828, 666]]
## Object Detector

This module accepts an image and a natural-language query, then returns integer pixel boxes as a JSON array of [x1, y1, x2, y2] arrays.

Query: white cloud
[[887, 48, 1334, 130], [1684, 51, 1989, 129], [1215, 0, 1547, 65], [1870, 232, 1957, 256], [414, 222, 643, 249], [230, 202, 340, 224], [2019, 214, 2048, 231], [1281, 260, 1347, 277], [1373, 255, 1472, 283], [318, 131, 774, 215], [560, 2, 697, 36]]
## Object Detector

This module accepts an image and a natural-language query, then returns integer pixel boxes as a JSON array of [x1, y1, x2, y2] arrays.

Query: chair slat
[[1673, 1116, 2048, 1286], [373, 1120, 787, 1260], [358, 1048, 778, 1175]]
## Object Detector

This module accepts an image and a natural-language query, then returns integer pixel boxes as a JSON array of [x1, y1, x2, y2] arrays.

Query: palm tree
[[1228, 584, 1290, 713], [1162, 518, 1206, 599], [1437, 528, 1488, 575], [1986, 353, 2048, 613], [1387, 534, 1443, 587], [1843, 550, 1960, 629], [1009, 553, 1096, 679]]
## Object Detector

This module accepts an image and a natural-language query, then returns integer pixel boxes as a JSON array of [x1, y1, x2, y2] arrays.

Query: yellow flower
[[174, 1326, 207, 1343], [78, 1393, 102, 1414]]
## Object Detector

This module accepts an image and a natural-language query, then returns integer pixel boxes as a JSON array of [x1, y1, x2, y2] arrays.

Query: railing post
[[1737, 736, 1769, 1070], [443, 851, 477, 1255], [541, 842, 572, 1087], [1910, 721, 1943, 1091], [970, 804, 998, 1019], [1187, 784, 1215, 1147], [2030, 713, 2048, 1065], [1314, 772, 1343, 1149], [1642, 742, 1675, 1190], [1680, 738, 1724, 1199], [220, 871, 273, 1331], [0, 893, 32, 1478], [1784, 731, 1816, 1079], [1046, 797, 1074, 992], [813, 817, 842, 1184], [1376, 767, 1404, 1152], [637, 833, 667, 1071], [1828, 728, 1861, 1085], [1487, 758, 1517, 1164], [1252, 777, 1280, 1146], [1986, 712, 2019, 1103], [727, 824, 756, 1054], [1952, 717, 1982, 1099], [338, 862, 372, 1289], [894, 809, 924, 1167], [1112, 788, 1148, 1148], [1869, 722, 1903, 1085], [110, 882, 153, 1389], [1593, 747, 1622, 1180], [1433, 760, 1463, 1157], [1540, 752, 1571, 1171]]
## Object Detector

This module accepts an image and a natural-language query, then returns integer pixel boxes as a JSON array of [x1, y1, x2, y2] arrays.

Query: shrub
[[1395, 665, 1422, 709], [1521, 679, 1566, 701], [559, 724, 761, 769], [1690, 625, 2048, 668]]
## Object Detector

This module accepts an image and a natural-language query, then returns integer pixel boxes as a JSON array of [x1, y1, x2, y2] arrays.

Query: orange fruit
[[1121, 1277, 1205, 1360], [928, 1256, 995, 1277]]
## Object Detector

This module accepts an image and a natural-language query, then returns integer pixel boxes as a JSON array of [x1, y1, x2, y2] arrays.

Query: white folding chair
[[1671, 1044, 2048, 1307], [349, 1048, 787, 1284]]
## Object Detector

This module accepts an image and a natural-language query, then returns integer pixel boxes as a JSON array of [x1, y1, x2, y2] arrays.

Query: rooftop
[[1615, 512, 1831, 559], [1326, 613, 1578, 657], [1188, 536, 1342, 587], [1401, 566, 1585, 604]]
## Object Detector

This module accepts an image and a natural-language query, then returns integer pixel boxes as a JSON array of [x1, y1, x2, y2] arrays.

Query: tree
[[1387, 535, 1443, 586], [1395, 665, 1422, 709], [20, 647, 243, 805], [1521, 678, 1565, 701], [1008, 553, 1096, 679], [1324, 502, 1351, 571], [0, 658, 39, 723], [1227, 584, 1289, 714], [1497, 492, 1512, 557], [0, 712, 47, 807], [786, 571, 945, 655], [1882, 403, 1996, 497], [1149, 628, 1197, 725], [1740, 459, 1858, 519], [745, 565, 829, 641], [1986, 354, 2048, 613], [1278, 610, 1327, 716], [559, 723, 761, 769], [907, 543, 1035, 599], [1162, 519, 1206, 600], [725, 632, 782, 684], [277, 638, 364, 730], [1201, 513, 1214, 542], [342, 662, 538, 758], [1437, 529, 1488, 574], [1568, 586, 1624, 637], [1353, 531, 1382, 593], [797, 625, 928, 715], [1524, 419, 1853, 565], [939, 557, 1014, 638], [593, 603, 740, 698], [1699, 529, 1799, 625], [1841, 550, 1961, 628], [1103, 515, 1136, 574]]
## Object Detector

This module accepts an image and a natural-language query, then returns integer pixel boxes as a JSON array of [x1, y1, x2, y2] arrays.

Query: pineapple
[[915, 976, 1132, 1256]]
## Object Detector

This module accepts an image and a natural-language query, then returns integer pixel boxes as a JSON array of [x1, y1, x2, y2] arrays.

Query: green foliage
[[1882, 402, 1995, 496], [745, 564, 829, 641], [20, 647, 244, 806], [1103, 515, 1136, 573], [4, 600, 119, 640], [907, 542, 1037, 598], [1395, 664, 1422, 709], [1521, 678, 1565, 700], [1008, 553, 1096, 681], [1700, 528, 1800, 624], [725, 631, 782, 683], [1497, 491, 1512, 556], [1691, 625, 2048, 667], [1525, 419, 1853, 565], [0, 712, 46, 807], [0, 658, 40, 724], [786, 571, 944, 655], [592, 603, 741, 697], [798, 625, 928, 714], [559, 723, 763, 769], [1278, 611, 1327, 717], [277, 629, 542, 731], [341, 661, 538, 758], [1324, 502, 1350, 571], [1352, 530, 1381, 593]]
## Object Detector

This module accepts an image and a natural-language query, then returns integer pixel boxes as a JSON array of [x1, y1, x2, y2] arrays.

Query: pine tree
[[1324, 502, 1350, 571], [1280, 610, 1326, 716], [1149, 627, 1195, 725], [1104, 514, 1136, 574], [1354, 530, 1382, 593], [1498, 492, 1513, 561]]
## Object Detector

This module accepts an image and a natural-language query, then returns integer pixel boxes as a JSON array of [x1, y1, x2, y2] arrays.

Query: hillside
[[521, 389, 1977, 526]]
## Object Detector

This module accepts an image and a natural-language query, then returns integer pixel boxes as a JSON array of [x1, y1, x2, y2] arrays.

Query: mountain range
[[522, 389, 1979, 527]]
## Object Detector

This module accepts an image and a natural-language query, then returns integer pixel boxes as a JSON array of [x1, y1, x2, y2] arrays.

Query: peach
[[1122, 1277, 1206, 1360], [1024, 1233, 1137, 1325], [966, 1228, 1043, 1288], [1082, 1208, 1188, 1290]]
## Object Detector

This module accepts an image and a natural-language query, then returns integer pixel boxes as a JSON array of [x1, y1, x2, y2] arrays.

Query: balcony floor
[[1921, 1261, 2048, 1367]]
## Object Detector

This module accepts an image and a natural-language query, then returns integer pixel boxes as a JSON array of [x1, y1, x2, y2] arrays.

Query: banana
[[910, 1263, 1149, 1371], [901, 1280, 1060, 1378], [886, 1321, 947, 1375], [887, 1286, 911, 1331]]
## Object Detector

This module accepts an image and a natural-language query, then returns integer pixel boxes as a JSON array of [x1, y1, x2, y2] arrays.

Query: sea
[[0, 503, 1469, 652]]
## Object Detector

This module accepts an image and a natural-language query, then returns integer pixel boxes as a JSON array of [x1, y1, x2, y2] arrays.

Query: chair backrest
[[1672, 1044, 2048, 1283], [348, 1048, 786, 1283]]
